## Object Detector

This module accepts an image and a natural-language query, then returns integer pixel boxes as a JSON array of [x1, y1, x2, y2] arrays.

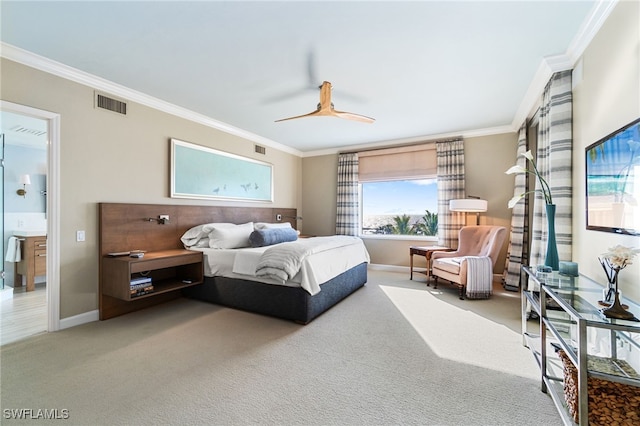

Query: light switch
[[76, 230, 85, 242]]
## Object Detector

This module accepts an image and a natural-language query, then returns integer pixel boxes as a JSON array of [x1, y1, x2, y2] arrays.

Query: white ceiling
[[0, 111, 48, 149], [1, 1, 603, 155]]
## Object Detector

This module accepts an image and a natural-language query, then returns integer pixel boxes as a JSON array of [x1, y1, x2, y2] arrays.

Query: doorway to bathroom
[[1, 101, 60, 345]]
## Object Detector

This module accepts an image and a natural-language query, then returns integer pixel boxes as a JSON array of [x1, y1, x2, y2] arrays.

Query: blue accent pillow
[[249, 227, 298, 247]]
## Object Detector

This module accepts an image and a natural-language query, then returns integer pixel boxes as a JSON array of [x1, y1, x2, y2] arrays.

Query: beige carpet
[[0, 270, 560, 425]]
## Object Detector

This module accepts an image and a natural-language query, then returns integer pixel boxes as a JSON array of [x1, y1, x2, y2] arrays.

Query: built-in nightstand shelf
[[102, 249, 203, 302]]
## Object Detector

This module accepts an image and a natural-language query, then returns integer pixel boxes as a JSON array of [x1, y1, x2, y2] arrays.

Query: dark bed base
[[182, 262, 368, 324]]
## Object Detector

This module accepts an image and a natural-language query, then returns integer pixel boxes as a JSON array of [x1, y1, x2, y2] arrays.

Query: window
[[361, 178, 438, 236], [357, 142, 438, 237]]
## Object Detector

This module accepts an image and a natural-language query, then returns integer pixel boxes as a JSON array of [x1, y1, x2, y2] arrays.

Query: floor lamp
[[449, 198, 488, 225]]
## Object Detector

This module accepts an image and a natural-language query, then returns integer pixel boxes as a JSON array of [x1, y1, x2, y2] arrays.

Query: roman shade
[[357, 143, 436, 182]]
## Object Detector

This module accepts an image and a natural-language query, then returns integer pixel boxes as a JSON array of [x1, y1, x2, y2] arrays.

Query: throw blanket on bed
[[254, 236, 362, 283], [465, 256, 493, 299]]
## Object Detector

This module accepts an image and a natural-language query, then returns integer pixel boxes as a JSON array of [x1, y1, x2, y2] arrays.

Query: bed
[[180, 222, 370, 324], [98, 203, 368, 323]]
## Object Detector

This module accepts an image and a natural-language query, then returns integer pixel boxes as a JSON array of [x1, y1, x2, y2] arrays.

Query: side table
[[409, 246, 454, 282]]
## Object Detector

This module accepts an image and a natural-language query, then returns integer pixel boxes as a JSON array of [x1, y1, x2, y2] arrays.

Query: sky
[[362, 179, 438, 216]]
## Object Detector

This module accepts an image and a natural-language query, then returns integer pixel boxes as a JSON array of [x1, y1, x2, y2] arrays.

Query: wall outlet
[[17, 220, 25, 228], [276, 214, 282, 221], [76, 230, 86, 242]]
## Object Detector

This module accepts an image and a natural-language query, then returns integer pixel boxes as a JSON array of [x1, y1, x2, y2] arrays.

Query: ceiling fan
[[275, 81, 375, 124]]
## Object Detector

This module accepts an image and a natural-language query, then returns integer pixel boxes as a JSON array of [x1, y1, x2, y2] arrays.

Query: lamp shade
[[449, 199, 488, 212], [19, 174, 31, 185]]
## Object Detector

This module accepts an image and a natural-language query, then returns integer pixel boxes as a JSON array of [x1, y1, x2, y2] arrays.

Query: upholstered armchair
[[431, 226, 507, 300]]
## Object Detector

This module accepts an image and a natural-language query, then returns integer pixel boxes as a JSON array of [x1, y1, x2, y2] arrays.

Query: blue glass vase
[[544, 204, 560, 271]]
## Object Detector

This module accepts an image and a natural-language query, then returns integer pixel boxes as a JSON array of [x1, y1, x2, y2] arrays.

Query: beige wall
[[301, 132, 518, 272], [572, 0, 640, 300], [1, 59, 301, 319], [300, 154, 337, 236], [464, 133, 518, 271]]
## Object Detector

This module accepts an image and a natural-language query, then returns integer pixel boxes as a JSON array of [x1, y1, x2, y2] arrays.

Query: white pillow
[[181, 223, 234, 248], [208, 222, 254, 249], [191, 238, 212, 248], [254, 222, 292, 230]]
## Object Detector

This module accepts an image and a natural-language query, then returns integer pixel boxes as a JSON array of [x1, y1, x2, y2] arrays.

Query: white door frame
[[1, 100, 60, 332]]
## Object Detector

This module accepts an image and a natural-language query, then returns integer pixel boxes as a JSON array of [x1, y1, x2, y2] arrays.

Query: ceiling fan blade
[[262, 88, 312, 104], [274, 109, 321, 122], [307, 49, 318, 88], [276, 108, 375, 123], [332, 110, 376, 124], [264, 49, 319, 105]]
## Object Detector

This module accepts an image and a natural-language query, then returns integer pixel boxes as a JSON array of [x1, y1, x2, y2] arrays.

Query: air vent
[[9, 125, 46, 137], [255, 144, 266, 155], [95, 93, 127, 115]]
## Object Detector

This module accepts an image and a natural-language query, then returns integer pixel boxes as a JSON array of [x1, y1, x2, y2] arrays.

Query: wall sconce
[[17, 174, 31, 197], [144, 215, 170, 224], [276, 214, 303, 222], [449, 196, 488, 225]]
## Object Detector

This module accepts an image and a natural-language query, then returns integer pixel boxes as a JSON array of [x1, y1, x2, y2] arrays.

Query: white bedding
[[190, 236, 370, 295]]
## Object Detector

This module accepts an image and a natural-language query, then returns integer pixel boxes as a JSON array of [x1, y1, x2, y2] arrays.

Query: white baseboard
[[59, 310, 99, 330], [367, 264, 504, 283], [369, 264, 415, 273]]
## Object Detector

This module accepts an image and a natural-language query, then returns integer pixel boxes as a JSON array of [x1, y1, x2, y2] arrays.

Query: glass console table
[[521, 266, 640, 426]]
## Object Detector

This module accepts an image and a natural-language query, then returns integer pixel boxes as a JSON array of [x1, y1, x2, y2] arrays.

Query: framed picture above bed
[[170, 138, 274, 202]]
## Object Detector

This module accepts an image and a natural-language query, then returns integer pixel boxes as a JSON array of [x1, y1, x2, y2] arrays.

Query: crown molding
[[510, 0, 618, 129], [1, 42, 302, 157], [302, 125, 515, 158], [510, 55, 561, 130], [565, 0, 618, 64], [4, 41, 512, 159]]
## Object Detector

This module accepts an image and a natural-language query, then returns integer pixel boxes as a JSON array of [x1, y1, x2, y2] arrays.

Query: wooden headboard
[[98, 203, 297, 256], [98, 203, 297, 319]]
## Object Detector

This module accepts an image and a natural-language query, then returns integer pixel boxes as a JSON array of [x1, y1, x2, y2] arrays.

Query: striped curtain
[[336, 153, 360, 236], [436, 139, 466, 249], [529, 70, 573, 269], [503, 124, 530, 291]]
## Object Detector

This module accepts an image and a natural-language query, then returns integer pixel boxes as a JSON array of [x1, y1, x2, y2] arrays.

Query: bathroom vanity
[[13, 231, 47, 292]]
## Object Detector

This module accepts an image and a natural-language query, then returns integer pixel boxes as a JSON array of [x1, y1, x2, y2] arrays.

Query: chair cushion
[[433, 257, 463, 274]]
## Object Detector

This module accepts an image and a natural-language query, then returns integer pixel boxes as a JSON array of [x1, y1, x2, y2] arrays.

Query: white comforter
[[254, 236, 361, 282], [193, 236, 369, 295]]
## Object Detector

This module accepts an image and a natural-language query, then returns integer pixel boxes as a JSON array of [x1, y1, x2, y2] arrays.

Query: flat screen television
[[585, 117, 640, 235]]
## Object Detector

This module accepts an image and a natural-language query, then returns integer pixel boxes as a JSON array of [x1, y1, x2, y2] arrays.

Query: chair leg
[[459, 285, 465, 300], [433, 276, 438, 289]]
